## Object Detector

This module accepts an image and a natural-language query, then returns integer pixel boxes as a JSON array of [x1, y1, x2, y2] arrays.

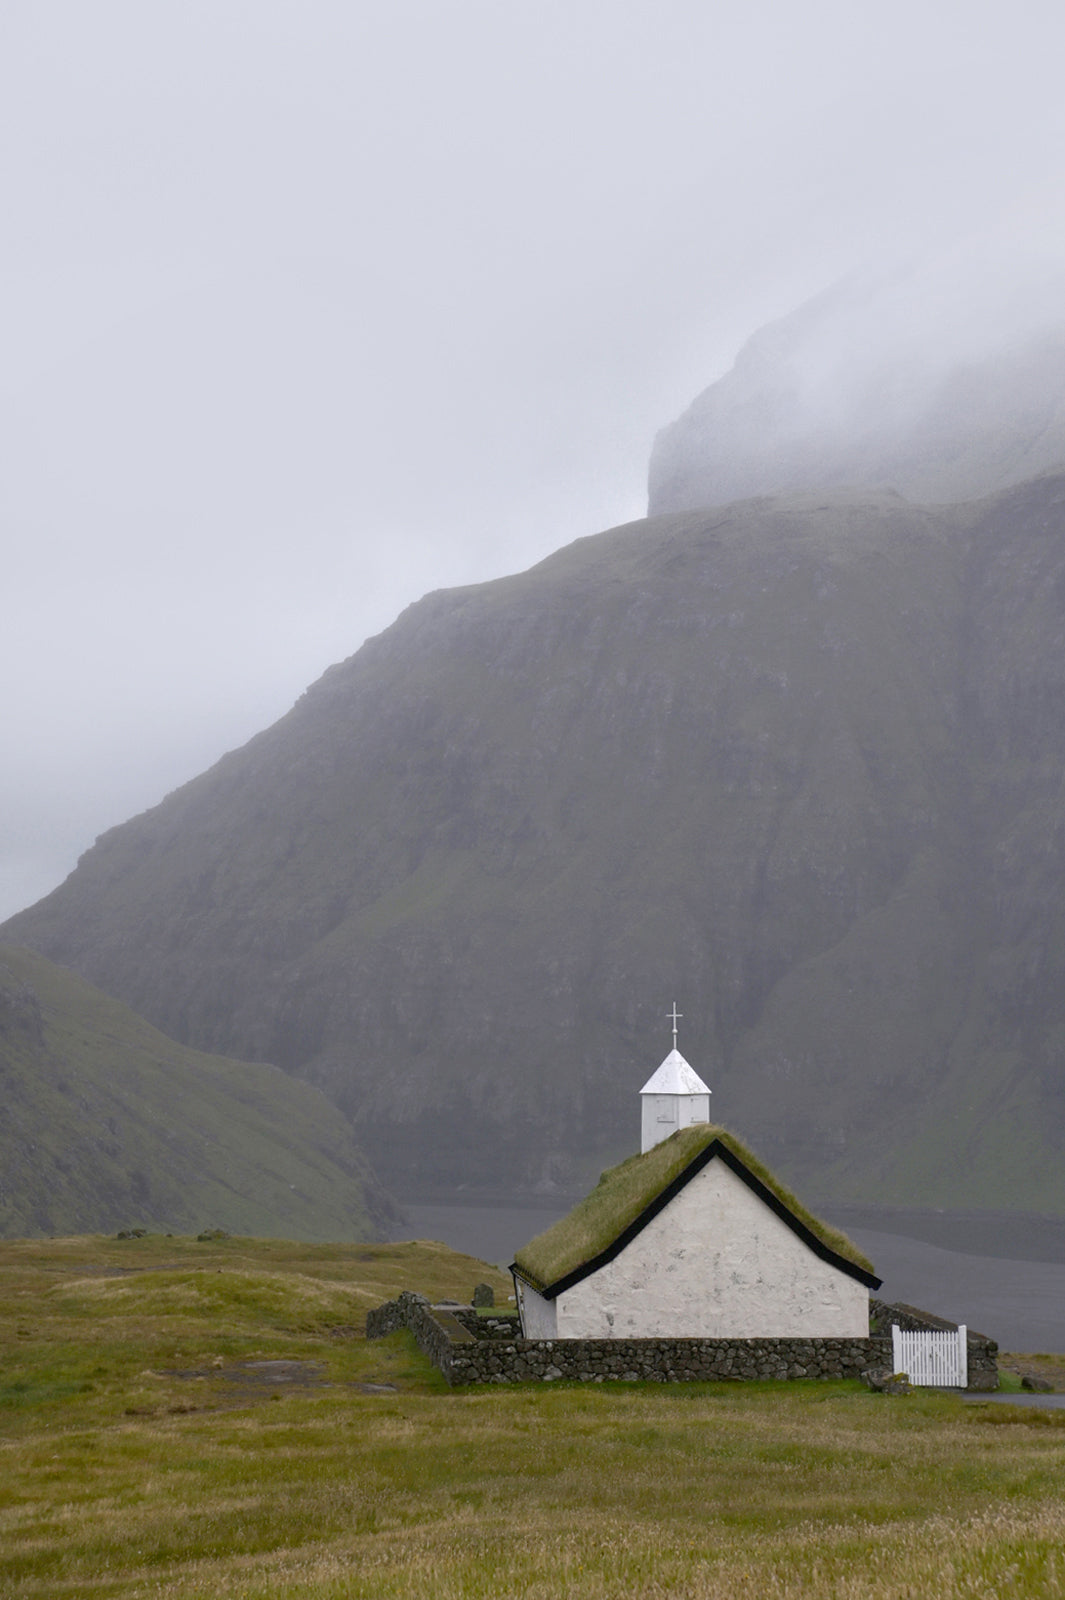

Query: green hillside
[[0, 946, 398, 1240], [6, 474, 1065, 1215]]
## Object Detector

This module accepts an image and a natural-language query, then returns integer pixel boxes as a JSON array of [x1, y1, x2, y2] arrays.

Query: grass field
[[2, 1233, 1064, 1599]]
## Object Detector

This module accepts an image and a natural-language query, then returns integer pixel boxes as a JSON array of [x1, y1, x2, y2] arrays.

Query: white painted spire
[[639, 1003, 711, 1152], [639, 1048, 711, 1098]]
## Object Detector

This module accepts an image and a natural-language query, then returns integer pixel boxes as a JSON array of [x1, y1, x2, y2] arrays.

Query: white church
[[511, 1007, 880, 1341]]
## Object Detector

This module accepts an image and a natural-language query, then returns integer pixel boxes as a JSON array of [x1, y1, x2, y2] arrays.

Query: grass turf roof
[[512, 1124, 875, 1292]]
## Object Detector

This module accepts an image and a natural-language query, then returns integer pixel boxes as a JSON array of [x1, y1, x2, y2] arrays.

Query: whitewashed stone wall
[[539, 1159, 869, 1339]]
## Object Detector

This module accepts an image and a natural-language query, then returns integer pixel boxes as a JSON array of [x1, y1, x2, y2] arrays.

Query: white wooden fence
[[892, 1323, 967, 1387]]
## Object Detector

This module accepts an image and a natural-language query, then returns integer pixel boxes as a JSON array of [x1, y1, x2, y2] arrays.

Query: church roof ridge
[[511, 1124, 880, 1297]]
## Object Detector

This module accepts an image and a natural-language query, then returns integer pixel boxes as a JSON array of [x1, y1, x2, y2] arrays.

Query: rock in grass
[[861, 1368, 913, 1395]]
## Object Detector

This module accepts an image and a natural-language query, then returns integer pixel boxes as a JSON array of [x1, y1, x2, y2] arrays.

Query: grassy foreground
[[1, 1234, 1064, 1599]]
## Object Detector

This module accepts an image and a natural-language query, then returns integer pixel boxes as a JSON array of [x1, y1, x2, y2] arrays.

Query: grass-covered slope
[[513, 1125, 874, 1291], [0, 945, 398, 1240]]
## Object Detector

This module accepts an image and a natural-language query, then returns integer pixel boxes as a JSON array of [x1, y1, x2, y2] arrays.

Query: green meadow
[[2, 1233, 1063, 1599]]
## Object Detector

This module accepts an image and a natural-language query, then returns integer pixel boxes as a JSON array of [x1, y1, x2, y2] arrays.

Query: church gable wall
[[554, 1159, 868, 1339]]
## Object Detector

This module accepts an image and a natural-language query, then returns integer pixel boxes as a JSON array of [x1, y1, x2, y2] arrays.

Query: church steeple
[[638, 1002, 711, 1152]]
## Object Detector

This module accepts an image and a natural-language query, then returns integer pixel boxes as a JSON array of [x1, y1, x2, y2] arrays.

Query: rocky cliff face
[[7, 473, 1065, 1212]]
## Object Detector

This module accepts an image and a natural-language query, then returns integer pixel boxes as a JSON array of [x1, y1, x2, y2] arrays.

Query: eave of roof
[[511, 1125, 881, 1299]]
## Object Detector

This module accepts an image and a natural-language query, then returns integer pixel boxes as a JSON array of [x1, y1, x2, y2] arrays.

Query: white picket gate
[[891, 1324, 967, 1387]]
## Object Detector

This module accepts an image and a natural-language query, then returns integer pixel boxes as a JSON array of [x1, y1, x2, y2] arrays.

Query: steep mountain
[[649, 275, 1065, 515], [6, 473, 1065, 1214], [0, 944, 399, 1239]]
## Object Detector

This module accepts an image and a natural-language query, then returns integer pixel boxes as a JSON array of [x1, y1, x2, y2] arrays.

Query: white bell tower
[[639, 1002, 711, 1153]]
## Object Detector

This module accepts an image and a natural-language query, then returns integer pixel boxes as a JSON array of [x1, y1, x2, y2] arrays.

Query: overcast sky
[[3, 0, 1065, 922]]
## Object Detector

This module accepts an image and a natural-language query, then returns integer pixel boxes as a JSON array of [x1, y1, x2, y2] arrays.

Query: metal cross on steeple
[[667, 1001, 682, 1050]]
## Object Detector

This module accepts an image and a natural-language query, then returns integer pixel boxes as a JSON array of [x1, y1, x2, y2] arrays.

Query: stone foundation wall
[[366, 1291, 998, 1389]]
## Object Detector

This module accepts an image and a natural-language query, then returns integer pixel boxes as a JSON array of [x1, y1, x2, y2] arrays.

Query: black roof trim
[[510, 1138, 882, 1298]]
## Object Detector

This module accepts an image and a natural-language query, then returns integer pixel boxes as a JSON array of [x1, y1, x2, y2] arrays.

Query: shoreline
[[396, 1192, 1065, 1266]]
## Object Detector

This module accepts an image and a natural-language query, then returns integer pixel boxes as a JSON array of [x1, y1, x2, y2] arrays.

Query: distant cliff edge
[[650, 273, 1065, 514]]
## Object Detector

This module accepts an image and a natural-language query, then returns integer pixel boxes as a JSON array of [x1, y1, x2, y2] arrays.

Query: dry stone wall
[[366, 1291, 998, 1389], [367, 1292, 881, 1385]]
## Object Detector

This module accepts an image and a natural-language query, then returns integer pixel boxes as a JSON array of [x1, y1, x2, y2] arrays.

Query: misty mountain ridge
[[6, 461, 1065, 1218], [650, 267, 1065, 514]]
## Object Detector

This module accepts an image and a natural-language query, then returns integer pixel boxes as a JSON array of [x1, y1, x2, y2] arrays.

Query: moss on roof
[[512, 1124, 875, 1292]]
